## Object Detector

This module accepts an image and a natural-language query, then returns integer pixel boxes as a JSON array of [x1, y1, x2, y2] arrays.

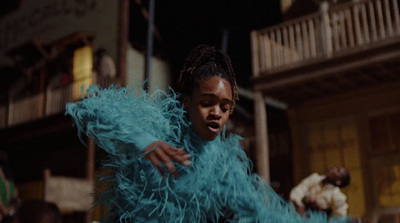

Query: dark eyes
[[221, 107, 229, 112], [201, 101, 230, 112], [201, 102, 211, 107]]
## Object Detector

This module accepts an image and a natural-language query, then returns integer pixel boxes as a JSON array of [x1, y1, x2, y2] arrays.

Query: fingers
[[143, 141, 192, 177], [154, 148, 178, 177], [145, 153, 165, 177], [164, 147, 192, 166]]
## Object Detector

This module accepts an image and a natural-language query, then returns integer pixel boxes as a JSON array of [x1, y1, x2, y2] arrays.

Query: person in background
[[94, 48, 116, 79], [0, 159, 19, 222], [47, 50, 74, 90], [2, 199, 61, 223], [290, 167, 351, 218]]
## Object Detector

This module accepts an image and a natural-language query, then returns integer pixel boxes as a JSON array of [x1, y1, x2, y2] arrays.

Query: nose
[[209, 106, 222, 119]]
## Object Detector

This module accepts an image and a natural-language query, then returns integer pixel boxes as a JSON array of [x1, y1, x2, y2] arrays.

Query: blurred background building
[[0, 0, 398, 222], [0, 0, 172, 222], [253, 0, 400, 222]]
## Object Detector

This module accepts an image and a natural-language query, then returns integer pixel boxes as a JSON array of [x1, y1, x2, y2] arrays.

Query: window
[[376, 164, 400, 208], [369, 112, 400, 153]]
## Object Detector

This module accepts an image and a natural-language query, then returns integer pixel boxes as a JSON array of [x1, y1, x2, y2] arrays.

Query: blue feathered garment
[[66, 84, 350, 223]]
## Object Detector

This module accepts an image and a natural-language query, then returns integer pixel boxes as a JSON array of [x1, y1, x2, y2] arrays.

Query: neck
[[322, 177, 332, 186]]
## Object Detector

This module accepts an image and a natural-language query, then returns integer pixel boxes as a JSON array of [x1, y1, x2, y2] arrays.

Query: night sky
[[130, 0, 283, 88]]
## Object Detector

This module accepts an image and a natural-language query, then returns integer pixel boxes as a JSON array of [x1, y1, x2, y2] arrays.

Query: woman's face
[[185, 76, 233, 141]]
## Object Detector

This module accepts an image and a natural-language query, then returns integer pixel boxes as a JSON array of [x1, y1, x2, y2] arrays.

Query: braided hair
[[177, 44, 238, 113]]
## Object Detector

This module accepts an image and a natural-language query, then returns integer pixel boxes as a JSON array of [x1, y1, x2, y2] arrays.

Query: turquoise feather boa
[[66, 84, 350, 223]]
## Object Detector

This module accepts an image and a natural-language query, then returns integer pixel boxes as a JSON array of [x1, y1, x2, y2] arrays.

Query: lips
[[207, 122, 220, 133]]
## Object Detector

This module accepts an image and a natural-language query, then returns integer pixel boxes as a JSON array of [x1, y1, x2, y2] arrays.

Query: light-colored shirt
[[289, 173, 348, 216], [96, 54, 116, 78]]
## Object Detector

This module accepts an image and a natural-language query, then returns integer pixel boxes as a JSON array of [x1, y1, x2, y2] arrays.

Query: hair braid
[[177, 44, 238, 113]]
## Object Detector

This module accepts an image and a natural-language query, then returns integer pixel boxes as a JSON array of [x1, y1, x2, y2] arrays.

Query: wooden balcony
[[251, 0, 400, 105], [0, 76, 120, 130]]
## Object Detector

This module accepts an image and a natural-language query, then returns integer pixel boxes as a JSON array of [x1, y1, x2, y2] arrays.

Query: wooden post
[[308, 19, 317, 58], [86, 138, 95, 223], [251, 30, 270, 182], [44, 168, 51, 180], [144, 0, 156, 91], [7, 101, 13, 126], [254, 91, 270, 182], [295, 24, 303, 60], [376, 0, 386, 39], [250, 31, 260, 77], [321, 1, 332, 57], [368, 2, 378, 41], [118, 0, 129, 86], [393, 0, 400, 34], [87, 139, 95, 181]]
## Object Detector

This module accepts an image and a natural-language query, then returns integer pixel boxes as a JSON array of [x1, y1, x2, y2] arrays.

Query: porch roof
[[251, 39, 400, 107]]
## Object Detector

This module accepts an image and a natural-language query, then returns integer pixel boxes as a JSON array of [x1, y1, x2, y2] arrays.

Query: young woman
[[66, 45, 350, 222]]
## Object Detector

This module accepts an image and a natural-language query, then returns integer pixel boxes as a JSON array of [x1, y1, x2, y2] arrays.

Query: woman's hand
[[293, 203, 306, 216], [303, 198, 321, 211], [143, 141, 192, 177]]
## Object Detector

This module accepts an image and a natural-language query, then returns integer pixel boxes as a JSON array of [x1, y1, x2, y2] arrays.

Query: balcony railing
[[251, 0, 400, 75], [0, 76, 120, 130]]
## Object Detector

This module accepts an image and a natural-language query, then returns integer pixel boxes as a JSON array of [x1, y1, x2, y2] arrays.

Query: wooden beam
[[253, 45, 400, 92], [0, 114, 72, 145], [375, 64, 400, 79], [335, 73, 358, 89]]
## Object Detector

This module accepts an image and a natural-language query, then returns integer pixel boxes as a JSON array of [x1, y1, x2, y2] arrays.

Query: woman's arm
[[66, 85, 191, 175], [143, 141, 191, 177]]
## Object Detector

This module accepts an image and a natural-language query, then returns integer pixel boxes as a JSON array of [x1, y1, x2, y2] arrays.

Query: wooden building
[[251, 0, 400, 221], [0, 0, 170, 222]]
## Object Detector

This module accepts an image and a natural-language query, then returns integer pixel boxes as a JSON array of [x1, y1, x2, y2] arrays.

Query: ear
[[335, 179, 342, 187]]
